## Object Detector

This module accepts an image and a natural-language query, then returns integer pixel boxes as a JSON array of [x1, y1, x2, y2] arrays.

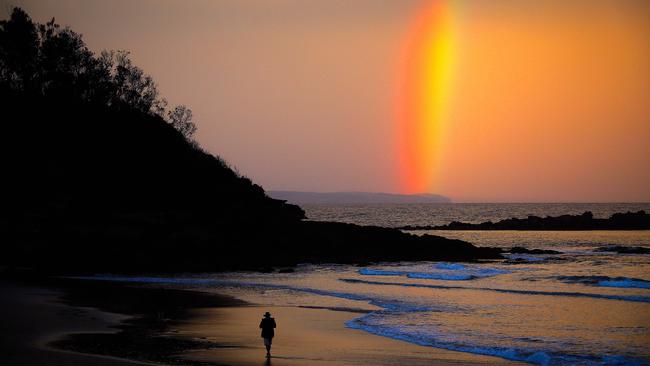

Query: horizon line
[[266, 190, 650, 204]]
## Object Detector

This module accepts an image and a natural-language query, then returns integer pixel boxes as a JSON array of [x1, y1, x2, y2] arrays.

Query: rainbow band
[[397, 1, 457, 193]]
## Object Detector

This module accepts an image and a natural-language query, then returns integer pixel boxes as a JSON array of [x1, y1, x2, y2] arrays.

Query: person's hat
[[264, 312, 271, 317]]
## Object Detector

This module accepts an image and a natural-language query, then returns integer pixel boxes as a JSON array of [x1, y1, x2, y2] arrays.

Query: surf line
[[340, 278, 650, 303]]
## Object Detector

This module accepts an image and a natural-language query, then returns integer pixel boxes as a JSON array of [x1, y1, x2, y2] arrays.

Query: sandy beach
[[0, 278, 525, 365], [177, 305, 525, 366]]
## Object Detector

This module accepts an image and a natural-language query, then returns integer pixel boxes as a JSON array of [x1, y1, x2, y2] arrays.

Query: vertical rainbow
[[396, 1, 458, 193]]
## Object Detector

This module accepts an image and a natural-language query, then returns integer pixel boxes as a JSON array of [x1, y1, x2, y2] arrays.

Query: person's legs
[[264, 338, 272, 356]]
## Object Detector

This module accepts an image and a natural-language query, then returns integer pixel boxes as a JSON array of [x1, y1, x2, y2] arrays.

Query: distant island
[[398, 211, 650, 231], [268, 191, 451, 204]]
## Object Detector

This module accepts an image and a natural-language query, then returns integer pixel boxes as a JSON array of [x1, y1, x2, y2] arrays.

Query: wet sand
[[175, 305, 525, 366], [0, 281, 152, 366]]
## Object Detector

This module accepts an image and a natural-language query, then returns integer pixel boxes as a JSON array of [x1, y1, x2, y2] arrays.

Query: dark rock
[[508, 247, 562, 255], [399, 211, 650, 231]]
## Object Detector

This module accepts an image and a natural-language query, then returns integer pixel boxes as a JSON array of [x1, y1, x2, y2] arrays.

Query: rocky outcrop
[[398, 211, 650, 231]]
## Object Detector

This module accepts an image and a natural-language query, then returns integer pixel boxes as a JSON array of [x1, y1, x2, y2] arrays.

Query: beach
[[5, 240, 648, 366], [177, 305, 523, 366], [0, 277, 524, 365]]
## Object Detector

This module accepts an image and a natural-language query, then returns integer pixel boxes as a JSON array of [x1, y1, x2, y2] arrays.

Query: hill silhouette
[[0, 8, 500, 273]]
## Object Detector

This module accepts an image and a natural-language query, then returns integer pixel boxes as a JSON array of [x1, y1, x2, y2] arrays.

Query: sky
[[5, 0, 650, 202]]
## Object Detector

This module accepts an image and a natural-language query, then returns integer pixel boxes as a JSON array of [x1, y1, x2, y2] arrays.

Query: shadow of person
[[264, 357, 272, 366]]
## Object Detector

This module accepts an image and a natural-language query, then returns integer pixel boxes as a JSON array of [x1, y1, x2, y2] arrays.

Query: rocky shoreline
[[398, 211, 650, 231]]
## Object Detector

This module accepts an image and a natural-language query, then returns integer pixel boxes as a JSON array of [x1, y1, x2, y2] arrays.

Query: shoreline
[[0, 276, 526, 365], [177, 304, 526, 366]]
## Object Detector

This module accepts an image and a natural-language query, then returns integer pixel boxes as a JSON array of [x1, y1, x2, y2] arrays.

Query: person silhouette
[[259, 311, 277, 358]]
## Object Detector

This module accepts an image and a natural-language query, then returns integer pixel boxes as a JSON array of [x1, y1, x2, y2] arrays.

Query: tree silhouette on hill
[[1, 8, 194, 138]]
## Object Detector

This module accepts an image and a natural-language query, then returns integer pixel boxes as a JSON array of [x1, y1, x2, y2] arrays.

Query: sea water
[[90, 203, 650, 365]]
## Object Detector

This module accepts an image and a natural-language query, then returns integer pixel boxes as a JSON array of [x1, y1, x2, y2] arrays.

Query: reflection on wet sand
[[174, 305, 524, 366]]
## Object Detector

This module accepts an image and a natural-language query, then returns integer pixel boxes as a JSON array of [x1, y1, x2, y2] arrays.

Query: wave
[[358, 268, 475, 281], [407, 272, 474, 280], [340, 278, 650, 303], [298, 305, 371, 314], [346, 316, 646, 366], [68, 275, 435, 313], [358, 268, 404, 276], [358, 263, 510, 281], [555, 276, 650, 289], [75, 273, 650, 304], [434, 262, 466, 270], [600, 280, 650, 289]]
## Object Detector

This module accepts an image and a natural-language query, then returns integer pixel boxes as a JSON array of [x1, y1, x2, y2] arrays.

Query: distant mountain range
[[268, 191, 452, 204]]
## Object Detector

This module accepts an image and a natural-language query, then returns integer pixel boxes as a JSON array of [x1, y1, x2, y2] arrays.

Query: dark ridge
[[595, 246, 650, 254], [554, 275, 650, 286], [398, 211, 650, 231], [0, 8, 501, 274], [507, 247, 562, 255]]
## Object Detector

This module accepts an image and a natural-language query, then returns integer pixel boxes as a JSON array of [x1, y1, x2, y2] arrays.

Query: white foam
[[345, 319, 624, 366], [597, 279, 650, 289], [358, 263, 511, 281], [434, 262, 466, 270], [358, 268, 404, 276]]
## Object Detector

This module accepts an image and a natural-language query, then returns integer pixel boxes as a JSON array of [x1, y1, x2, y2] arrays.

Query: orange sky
[[8, 0, 650, 202], [435, 1, 650, 202]]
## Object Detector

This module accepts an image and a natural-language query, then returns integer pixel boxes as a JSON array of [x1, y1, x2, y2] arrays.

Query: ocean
[[89, 203, 650, 365]]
